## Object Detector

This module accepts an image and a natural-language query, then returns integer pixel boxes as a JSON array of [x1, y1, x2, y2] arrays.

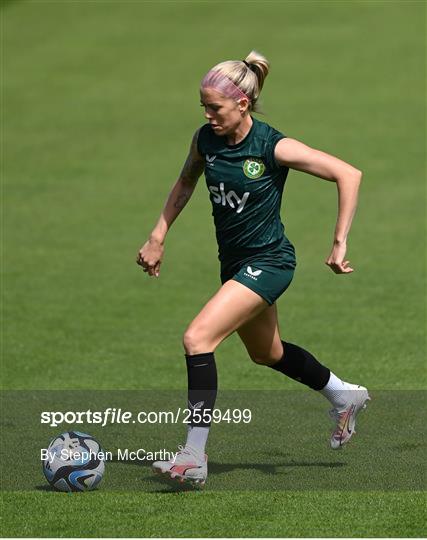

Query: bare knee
[[183, 324, 216, 355], [249, 353, 280, 367], [247, 342, 283, 366]]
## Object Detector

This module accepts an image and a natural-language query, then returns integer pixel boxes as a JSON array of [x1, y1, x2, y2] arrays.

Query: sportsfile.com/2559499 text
[[40, 408, 252, 427]]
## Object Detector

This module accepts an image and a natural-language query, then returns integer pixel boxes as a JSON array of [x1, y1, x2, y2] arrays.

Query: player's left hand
[[325, 241, 354, 274]]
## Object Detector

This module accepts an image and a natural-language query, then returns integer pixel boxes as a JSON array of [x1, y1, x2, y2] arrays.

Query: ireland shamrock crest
[[243, 158, 265, 179]]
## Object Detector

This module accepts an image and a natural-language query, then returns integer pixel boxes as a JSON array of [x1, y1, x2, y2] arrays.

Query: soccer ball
[[42, 431, 105, 492]]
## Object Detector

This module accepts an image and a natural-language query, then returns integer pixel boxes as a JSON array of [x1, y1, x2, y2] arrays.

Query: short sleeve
[[197, 123, 211, 156], [265, 127, 286, 171]]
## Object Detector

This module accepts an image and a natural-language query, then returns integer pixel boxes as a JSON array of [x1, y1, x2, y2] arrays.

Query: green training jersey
[[197, 116, 290, 259]]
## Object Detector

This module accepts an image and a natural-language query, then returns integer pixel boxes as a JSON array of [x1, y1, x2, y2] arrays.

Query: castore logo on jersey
[[206, 154, 216, 166]]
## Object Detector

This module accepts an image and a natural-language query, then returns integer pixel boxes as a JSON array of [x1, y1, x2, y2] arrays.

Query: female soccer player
[[137, 51, 369, 487]]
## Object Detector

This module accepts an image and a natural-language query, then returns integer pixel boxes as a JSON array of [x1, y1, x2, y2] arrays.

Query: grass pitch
[[2, 0, 426, 537]]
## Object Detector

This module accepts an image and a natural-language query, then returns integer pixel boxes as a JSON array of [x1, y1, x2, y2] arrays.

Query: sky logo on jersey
[[243, 158, 265, 179], [205, 154, 216, 167], [208, 182, 250, 213], [244, 266, 263, 280]]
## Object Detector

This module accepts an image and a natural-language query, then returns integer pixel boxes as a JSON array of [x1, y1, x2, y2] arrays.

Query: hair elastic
[[201, 69, 250, 102]]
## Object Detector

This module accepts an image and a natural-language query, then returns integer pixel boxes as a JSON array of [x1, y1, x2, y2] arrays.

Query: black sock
[[269, 341, 330, 390], [185, 352, 218, 427]]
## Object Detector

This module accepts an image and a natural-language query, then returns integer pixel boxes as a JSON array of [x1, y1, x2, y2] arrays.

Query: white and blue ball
[[42, 431, 105, 492]]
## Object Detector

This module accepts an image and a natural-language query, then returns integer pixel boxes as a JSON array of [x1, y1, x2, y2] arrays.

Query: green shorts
[[220, 237, 296, 305]]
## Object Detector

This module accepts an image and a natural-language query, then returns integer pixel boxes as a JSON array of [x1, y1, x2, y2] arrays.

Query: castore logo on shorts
[[244, 266, 263, 280]]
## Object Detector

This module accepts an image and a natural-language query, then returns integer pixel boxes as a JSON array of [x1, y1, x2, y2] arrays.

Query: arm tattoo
[[180, 155, 204, 185], [174, 192, 190, 209], [179, 131, 205, 185]]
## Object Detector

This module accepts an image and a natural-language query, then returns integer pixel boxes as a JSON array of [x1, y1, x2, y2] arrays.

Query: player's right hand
[[325, 240, 354, 274], [136, 238, 164, 278]]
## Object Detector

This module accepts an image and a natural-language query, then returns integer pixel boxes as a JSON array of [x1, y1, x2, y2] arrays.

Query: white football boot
[[152, 445, 207, 487], [329, 384, 370, 449]]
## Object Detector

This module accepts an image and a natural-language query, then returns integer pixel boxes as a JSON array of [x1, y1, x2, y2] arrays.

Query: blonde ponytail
[[244, 50, 270, 95], [201, 50, 270, 112]]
